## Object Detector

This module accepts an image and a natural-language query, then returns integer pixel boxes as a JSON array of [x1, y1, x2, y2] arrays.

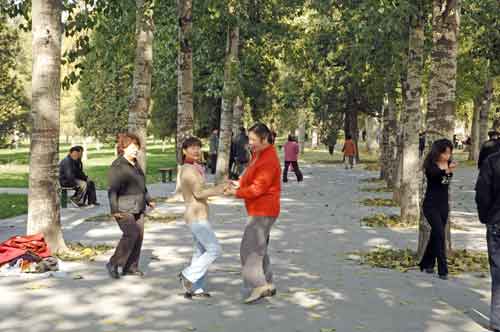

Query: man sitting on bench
[[59, 146, 99, 207]]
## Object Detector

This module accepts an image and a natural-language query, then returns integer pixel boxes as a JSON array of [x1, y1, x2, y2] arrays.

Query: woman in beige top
[[178, 137, 225, 298]]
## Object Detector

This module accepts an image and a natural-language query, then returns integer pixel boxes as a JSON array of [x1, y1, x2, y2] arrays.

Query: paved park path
[[0, 163, 493, 332]]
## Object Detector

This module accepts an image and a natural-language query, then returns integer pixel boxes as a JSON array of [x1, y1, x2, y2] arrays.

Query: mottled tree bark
[[28, 0, 67, 253], [417, 0, 460, 259], [128, 0, 154, 172], [400, 1, 424, 225]]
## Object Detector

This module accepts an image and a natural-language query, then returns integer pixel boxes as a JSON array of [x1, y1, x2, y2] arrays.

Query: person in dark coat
[[476, 151, 500, 332], [106, 133, 155, 279], [478, 131, 500, 169], [419, 132, 426, 158], [233, 127, 250, 178], [419, 139, 457, 280], [59, 146, 98, 207]]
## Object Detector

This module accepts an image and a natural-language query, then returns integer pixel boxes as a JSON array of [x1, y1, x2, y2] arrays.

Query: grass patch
[[85, 212, 181, 224], [359, 186, 393, 193], [0, 143, 178, 189], [0, 194, 28, 219], [357, 247, 489, 275], [363, 163, 380, 172], [56, 242, 114, 261], [361, 213, 411, 228], [359, 177, 385, 184], [360, 198, 399, 207]]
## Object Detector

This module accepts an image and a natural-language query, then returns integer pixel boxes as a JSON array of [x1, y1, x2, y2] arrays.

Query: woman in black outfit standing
[[106, 133, 155, 279], [419, 139, 457, 280]]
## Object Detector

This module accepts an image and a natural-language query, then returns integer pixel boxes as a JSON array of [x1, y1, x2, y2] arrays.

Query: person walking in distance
[[283, 135, 303, 183], [342, 134, 357, 169]]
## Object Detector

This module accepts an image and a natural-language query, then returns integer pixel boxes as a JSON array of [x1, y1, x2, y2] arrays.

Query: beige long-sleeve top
[[180, 164, 225, 224]]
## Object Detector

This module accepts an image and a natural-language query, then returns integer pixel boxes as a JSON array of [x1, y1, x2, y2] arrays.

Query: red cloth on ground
[[0, 233, 51, 266]]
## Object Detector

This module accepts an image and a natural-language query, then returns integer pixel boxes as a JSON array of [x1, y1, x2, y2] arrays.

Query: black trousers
[[487, 224, 500, 329], [210, 154, 217, 174], [110, 213, 145, 272], [420, 205, 449, 276], [283, 161, 303, 182]]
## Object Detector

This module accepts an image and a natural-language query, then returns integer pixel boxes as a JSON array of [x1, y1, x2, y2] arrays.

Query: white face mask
[[124, 143, 139, 159]]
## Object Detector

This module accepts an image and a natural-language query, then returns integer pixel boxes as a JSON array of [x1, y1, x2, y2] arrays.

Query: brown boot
[[244, 285, 272, 304]]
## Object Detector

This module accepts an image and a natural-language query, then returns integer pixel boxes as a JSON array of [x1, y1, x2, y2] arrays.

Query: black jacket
[[59, 156, 88, 187], [478, 139, 500, 169], [108, 156, 152, 214], [475, 152, 500, 225]]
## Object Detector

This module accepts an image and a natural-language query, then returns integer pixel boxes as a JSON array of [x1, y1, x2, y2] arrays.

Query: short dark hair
[[69, 146, 83, 153], [346, 134, 352, 140], [182, 136, 202, 150], [489, 131, 499, 138], [248, 123, 272, 144], [116, 133, 141, 155], [240, 127, 246, 133]]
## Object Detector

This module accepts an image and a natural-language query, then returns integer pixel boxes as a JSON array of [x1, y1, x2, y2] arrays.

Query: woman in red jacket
[[225, 123, 281, 304]]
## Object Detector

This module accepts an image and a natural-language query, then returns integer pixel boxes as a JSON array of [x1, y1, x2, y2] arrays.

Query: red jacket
[[0, 233, 51, 266], [236, 145, 281, 217]]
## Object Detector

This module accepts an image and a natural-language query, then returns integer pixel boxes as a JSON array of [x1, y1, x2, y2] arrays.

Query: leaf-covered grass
[[56, 242, 114, 261], [0, 194, 28, 219], [0, 143, 178, 189], [359, 186, 393, 193], [361, 213, 410, 228], [357, 247, 489, 275], [360, 198, 399, 207]]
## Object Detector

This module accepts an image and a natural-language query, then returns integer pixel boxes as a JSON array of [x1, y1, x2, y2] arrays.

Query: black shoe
[[89, 202, 101, 207], [192, 292, 211, 298], [425, 268, 434, 274], [106, 262, 120, 279], [122, 269, 145, 277], [178, 272, 192, 292], [438, 274, 448, 280]]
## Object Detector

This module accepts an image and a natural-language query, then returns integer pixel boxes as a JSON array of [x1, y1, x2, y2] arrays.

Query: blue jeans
[[487, 224, 500, 330], [182, 221, 221, 292]]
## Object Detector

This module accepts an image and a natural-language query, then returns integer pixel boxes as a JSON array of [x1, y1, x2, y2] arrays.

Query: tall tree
[[128, 0, 154, 172], [216, 5, 242, 183], [28, 0, 67, 252], [417, 0, 460, 259], [400, 0, 425, 225], [176, 0, 194, 163]]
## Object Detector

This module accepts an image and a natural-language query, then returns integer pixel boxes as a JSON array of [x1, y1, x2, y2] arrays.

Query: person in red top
[[342, 134, 357, 169], [283, 134, 303, 183], [225, 123, 281, 304]]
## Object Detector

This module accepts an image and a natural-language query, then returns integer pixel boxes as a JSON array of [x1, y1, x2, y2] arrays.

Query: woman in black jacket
[[419, 139, 457, 280], [106, 133, 155, 279]]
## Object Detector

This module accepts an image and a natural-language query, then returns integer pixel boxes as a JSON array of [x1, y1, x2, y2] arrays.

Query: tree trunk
[[401, 2, 424, 225], [365, 116, 380, 152], [380, 89, 398, 186], [232, 95, 244, 137], [417, 0, 460, 260], [128, 0, 154, 173], [298, 110, 306, 153], [28, 0, 67, 253], [469, 99, 480, 161], [216, 24, 241, 183], [173, 0, 194, 197], [479, 77, 494, 146]]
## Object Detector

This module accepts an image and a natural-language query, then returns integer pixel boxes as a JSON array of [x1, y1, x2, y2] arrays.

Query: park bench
[[60, 186, 75, 208], [159, 168, 175, 183]]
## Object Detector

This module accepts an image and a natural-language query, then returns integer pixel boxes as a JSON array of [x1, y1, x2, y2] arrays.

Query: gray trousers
[[487, 224, 500, 330], [240, 216, 276, 294]]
